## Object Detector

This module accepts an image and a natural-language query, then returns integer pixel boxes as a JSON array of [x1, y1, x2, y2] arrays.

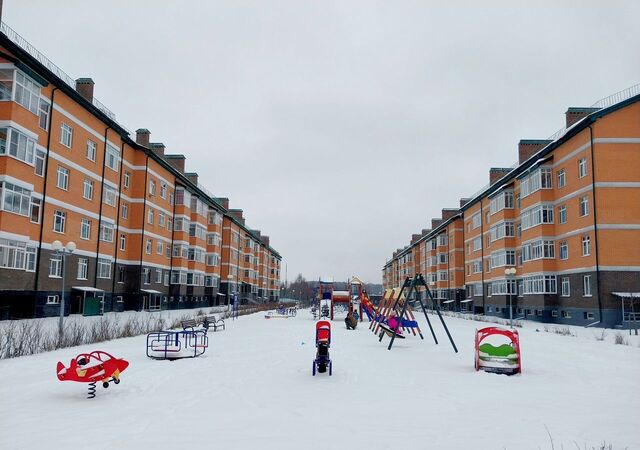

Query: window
[[121, 202, 128, 219], [522, 239, 555, 262], [56, 166, 69, 190], [80, 218, 91, 240], [489, 250, 516, 269], [105, 144, 119, 171], [582, 275, 591, 297], [158, 212, 165, 227], [30, 197, 41, 223], [559, 241, 568, 260], [79, 179, 94, 202], [156, 240, 163, 254], [558, 205, 567, 224], [584, 312, 595, 320], [579, 196, 589, 217], [119, 234, 126, 251], [0, 238, 37, 271], [86, 140, 97, 162], [0, 69, 12, 100], [578, 158, 587, 178], [557, 169, 566, 188], [103, 185, 117, 207], [146, 239, 152, 254], [77, 258, 88, 280], [561, 277, 570, 297], [156, 269, 162, 284], [489, 221, 515, 242], [520, 167, 552, 198], [123, 171, 130, 188], [49, 254, 62, 277], [522, 274, 557, 294], [471, 213, 481, 229], [1, 182, 32, 216], [490, 279, 517, 295], [53, 210, 66, 233], [46, 295, 59, 304], [160, 182, 167, 199], [97, 258, 112, 279], [472, 237, 482, 251], [100, 223, 114, 242], [552, 310, 559, 318], [60, 123, 73, 148], [521, 204, 554, 230], [34, 149, 45, 176], [38, 99, 50, 131], [147, 209, 154, 224], [117, 266, 125, 283], [142, 268, 151, 284], [489, 191, 514, 215], [1, 128, 36, 165], [582, 235, 591, 256], [15, 71, 41, 114], [149, 179, 156, 195]]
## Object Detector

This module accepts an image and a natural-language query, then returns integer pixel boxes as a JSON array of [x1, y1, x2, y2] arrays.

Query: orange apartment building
[[384, 86, 640, 327], [0, 22, 281, 318]]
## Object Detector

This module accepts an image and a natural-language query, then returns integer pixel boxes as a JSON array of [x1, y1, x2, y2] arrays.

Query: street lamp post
[[52, 240, 76, 344], [505, 268, 517, 328]]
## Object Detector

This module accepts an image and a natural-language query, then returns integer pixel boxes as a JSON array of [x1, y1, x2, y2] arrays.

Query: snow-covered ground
[[0, 309, 638, 450]]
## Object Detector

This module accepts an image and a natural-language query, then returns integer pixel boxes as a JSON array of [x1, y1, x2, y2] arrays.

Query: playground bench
[[203, 315, 225, 332], [181, 319, 200, 331]]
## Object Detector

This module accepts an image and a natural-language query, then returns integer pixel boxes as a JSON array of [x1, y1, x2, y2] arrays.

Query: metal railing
[[0, 21, 123, 131], [591, 83, 640, 109]]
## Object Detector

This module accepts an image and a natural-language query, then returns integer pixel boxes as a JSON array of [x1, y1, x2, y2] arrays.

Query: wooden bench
[[203, 315, 225, 332]]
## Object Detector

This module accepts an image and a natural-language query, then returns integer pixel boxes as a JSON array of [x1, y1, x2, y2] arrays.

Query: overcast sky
[[6, 1, 640, 283]]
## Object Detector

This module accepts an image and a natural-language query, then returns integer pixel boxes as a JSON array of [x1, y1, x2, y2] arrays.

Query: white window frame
[[80, 218, 91, 240], [83, 178, 94, 200], [53, 210, 66, 233], [583, 275, 592, 296], [578, 158, 587, 178], [56, 166, 69, 191], [77, 257, 88, 280], [60, 123, 73, 148], [86, 140, 97, 162]]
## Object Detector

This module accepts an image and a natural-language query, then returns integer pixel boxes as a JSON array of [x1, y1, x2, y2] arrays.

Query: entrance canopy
[[141, 289, 163, 294], [72, 286, 104, 292]]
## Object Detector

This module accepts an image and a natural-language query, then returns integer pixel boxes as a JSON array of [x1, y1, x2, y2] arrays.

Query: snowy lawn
[[0, 310, 638, 450]]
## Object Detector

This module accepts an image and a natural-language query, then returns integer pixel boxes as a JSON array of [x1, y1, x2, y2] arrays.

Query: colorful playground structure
[[312, 277, 370, 321], [475, 326, 522, 375], [146, 315, 224, 359], [312, 320, 332, 376], [56, 350, 129, 398]]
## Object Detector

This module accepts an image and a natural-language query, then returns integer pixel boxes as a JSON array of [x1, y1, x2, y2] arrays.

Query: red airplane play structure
[[57, 350, 129, 397]]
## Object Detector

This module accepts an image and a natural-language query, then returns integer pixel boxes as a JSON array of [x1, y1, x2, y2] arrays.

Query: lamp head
[[52, 240, 63, 251], [65, 241, 77, 253]]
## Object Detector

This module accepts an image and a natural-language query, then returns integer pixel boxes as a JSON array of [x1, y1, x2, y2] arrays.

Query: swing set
[[371, 275, 458, 352]]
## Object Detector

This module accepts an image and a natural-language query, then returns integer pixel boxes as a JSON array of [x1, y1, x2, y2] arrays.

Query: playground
[[1, 304, 638, 450]]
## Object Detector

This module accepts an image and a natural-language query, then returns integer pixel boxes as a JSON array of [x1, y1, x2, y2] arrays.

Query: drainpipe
[[588, 125, 603, 324], [138, 154, 150, 309], [34, 87, 58, 301], [110, 141, 126, 303], [93, 126, 111, 286], [168, 182, 177, 300], [480, 198, 485, 313]]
